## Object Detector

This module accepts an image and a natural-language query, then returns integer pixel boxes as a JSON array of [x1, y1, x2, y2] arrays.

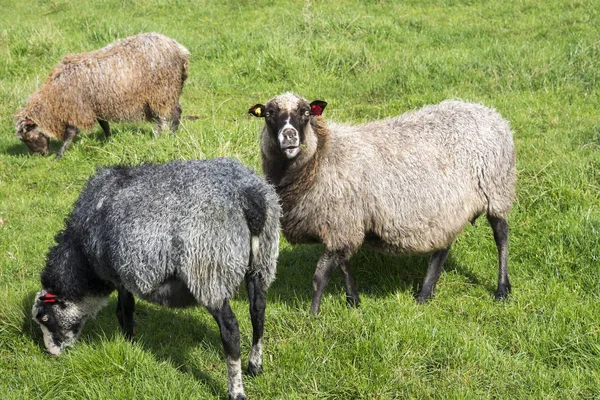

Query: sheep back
[[15, 32, 189, 140]]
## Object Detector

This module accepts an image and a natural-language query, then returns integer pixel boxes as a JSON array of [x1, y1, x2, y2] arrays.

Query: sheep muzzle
[[278, 127, 300, 159]]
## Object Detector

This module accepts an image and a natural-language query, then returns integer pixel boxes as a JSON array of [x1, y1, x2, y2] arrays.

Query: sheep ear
[[248, 104, 265, 118], [310, 100, 327, 116]]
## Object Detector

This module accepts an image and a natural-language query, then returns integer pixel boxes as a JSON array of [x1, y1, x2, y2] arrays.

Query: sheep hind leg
[[55, 126, 78, 159], [170, 102, 182, 134], [310, 250, 339, 314], [209, 300, 245, 400], [97, 119, 110, 139], [245, 272, 265, 376], [338, 251, 360, 308], [116, 289, 135, 341], [417, 247, 450, 304], [488, 215, 511, 300]]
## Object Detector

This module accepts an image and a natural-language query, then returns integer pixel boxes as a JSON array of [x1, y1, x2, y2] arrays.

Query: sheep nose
[[279, 128, 299, 147]]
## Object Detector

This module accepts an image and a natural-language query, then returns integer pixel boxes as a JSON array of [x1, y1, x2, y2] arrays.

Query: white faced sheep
[[31, 158, 281, 400], [15, 32, 189, 158], [249, 93, 516, 314]]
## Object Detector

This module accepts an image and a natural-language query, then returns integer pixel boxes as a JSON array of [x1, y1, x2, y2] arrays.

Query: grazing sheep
[[249, 93, 516, 314], [31, 158, 281, 400], [15, 32, 189, 158]]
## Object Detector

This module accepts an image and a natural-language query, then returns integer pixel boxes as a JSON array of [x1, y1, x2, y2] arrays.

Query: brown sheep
[[15, 32, 189, 158], [249, 93, 516, 314]]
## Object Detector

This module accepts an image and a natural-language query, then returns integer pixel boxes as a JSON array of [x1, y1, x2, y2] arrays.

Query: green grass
[[1, 0, 599, 398]]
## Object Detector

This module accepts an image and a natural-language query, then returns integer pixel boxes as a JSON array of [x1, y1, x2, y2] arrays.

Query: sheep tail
[[240, 186, 268, 258], [241, 185, 280, 290]]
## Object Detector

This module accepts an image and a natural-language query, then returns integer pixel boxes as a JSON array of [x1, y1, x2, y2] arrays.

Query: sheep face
[[250, 93, 327, 160], [31, 291, 106, 355], [16, 119, 49, 155]]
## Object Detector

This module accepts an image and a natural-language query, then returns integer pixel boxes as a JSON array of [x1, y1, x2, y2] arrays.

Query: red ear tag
[[311, 105, 323, 116], [25, 119, 34, 126], [41, 293, 58, 303]]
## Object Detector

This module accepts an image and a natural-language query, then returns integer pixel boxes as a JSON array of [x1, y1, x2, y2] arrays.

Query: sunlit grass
[[1, 0, 599, 398]]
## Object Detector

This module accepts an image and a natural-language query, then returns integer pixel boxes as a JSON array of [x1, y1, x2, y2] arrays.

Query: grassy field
[[1, 0, 599, 398]]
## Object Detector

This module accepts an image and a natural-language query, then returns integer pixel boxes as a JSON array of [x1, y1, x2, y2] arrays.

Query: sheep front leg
[[116, 289, 135, 341], [209, 300, 245, 400], [338, 249, 360, 308], [153, 117, 169, 137], [310, 250, 339, 314], [97, 119, 110, 139], [245, 272, 265, 376], [56, 126, 78, 159], [488, 216, 511, 300], [170, 102, 182, 134], [417, 247, 450, 304]]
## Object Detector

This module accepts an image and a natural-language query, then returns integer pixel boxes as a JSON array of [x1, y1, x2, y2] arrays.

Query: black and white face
[[250, 93, 327, 160], [31, 291, 88, 355], [16, 119, 49, 155]]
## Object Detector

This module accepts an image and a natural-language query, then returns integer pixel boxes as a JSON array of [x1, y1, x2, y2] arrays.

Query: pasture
[[1, 0, 599, 398]]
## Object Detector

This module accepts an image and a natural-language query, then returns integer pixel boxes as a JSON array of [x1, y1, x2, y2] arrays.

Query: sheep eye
[[41, 315, 49, 322], [304, 110, 310, 117], [265, 111, 271, 118]]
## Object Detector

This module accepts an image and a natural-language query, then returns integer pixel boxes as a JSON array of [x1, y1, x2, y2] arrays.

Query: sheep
[[31, 158, 281, 400], [249, 93, 516, 314], [15, 32, 189, 158]]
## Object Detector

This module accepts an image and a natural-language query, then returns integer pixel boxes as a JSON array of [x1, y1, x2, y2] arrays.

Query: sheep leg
[[338, 253, 360, 308], [170, 102, 182, 134], [56, 126, 78, 159], [488, 216, 511, 300], [116, 289, 135, 341], [245, 272, 265, 376], [417, 247, 450, 304], [153, 117, 169, 137], [97, 119, 110, 138], [310, 250, 339, 314], [209, 300, 245, 400]]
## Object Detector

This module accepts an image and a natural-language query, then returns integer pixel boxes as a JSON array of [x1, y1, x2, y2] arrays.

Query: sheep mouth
[[281, 146, 300, 159]]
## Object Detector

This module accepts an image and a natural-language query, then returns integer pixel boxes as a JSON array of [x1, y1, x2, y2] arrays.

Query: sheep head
[[31, 290, 107, 355], [249, 93, 327, 161], [15, 118, 50, 156]]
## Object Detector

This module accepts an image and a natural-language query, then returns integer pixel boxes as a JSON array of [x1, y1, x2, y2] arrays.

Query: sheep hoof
[[416, 289, 433, 304], [230, 394, 246, 400], [494, 283, 512, 300], [247, 362, 263, 376], [346, 295, 360, 308]]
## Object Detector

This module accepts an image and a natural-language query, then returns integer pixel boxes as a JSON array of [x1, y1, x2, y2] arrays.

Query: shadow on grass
[[4, 140, 64, 157], [268, 244, 494, 309], [4, 126, 156, 158], [20, 290, 230, 399]]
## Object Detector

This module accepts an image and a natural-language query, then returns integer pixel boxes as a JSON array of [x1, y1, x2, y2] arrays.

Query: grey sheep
[[31, 158, 281, 400], [15, 32, 189, 158], [249, 93, 516, 314]]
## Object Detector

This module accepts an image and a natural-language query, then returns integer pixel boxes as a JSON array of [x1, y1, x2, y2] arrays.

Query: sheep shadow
[[4, 125, 156, 157], [268, 244, 492, 308], [20, 290, 231, 398], [4, 141, 64, 157]]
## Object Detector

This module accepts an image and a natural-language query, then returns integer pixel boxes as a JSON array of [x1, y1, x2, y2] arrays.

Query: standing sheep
[[15, 32, 189, 158], [31, 158, 281, 400], [249, 93, 516, 314]]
